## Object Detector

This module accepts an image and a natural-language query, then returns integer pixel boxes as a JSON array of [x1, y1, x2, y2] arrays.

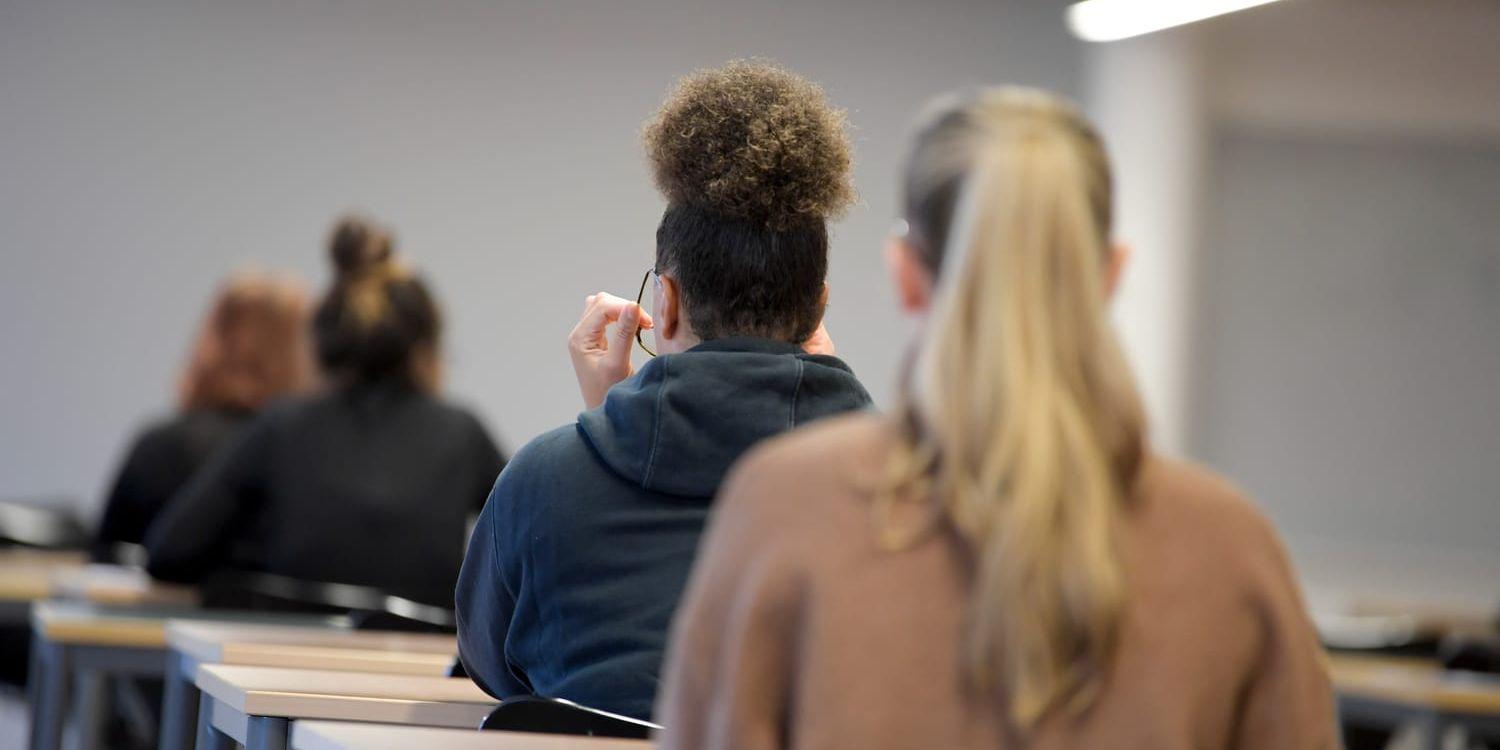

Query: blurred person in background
[[657, 88, 1336, 748], [145, 216, 504, 607], [92, 273, 311, 564], [455, 60, 871, 722]]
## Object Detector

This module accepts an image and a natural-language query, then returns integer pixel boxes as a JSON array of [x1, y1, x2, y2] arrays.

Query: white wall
[[1084, 28, 1207, 457], [1190, 0, 1500, 613], [1195, 133, 1500, 613], [0, 0, 1081, 518], [1074, 0, 1500, 613]]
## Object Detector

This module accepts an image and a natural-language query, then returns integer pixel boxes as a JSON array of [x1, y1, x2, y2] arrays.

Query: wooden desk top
[[31, 600, 345, 649], [0, 549, 85, 602], [196, 664, 496, 729], [1330, 654, 1500, 716], [167, 621, 455, 675], [50, 564, 198, 607], [291, 721, 654, 750]]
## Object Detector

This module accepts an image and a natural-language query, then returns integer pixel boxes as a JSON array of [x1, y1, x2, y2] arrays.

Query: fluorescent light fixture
[[1066, 0, 1287, 42]]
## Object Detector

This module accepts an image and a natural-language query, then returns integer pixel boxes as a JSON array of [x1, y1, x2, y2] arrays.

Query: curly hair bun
[[328, 215, 394, 279], [643, 60, 856, 231]]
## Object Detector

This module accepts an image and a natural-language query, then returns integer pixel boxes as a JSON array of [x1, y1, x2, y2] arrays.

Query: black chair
[[0, 499, 88, 549], [479, 696, 660, 739], [0, 499, 87, 689], [447, 657, 468, 679], [1440, 632, 1500, 676], [200, 571, 457, 632]]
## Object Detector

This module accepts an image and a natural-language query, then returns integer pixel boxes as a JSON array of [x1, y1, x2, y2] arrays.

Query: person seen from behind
[[656, 87, 1337, 749]]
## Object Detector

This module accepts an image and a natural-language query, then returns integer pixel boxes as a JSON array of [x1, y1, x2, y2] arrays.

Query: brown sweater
[[656, 413, 1337, 749]]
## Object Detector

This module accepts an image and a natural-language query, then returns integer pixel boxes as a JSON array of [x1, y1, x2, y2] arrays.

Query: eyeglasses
[[635, 267, 657, 358]]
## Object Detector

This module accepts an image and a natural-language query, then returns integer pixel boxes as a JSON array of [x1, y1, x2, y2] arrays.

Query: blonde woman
[[656, 89, 1336, 748]]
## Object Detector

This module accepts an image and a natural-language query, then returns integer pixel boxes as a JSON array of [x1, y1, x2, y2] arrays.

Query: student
[[146, 216, 504, 607], [455, 61, 871, 721], [93, 273, 309, 563], [657, 88, 1337, 748]]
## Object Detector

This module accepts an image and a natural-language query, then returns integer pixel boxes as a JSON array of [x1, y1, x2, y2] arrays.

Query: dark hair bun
[[643, 60, 856, 231], [328, 216, 394, 278]]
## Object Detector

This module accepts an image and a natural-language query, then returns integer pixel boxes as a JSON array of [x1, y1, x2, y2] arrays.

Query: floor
[[1, 688, 27, 750]]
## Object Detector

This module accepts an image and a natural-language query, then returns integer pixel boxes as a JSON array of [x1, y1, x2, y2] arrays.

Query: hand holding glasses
[[566, 271, 657, 411]]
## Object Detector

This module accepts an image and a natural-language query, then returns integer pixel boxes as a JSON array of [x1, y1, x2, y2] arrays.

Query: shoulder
[[133, 410, 243, 455], [251, 394, 316, 427], [739, 411, 893, 478], [483, 423, 599, 535], [1132, 456, 1297, 589], [487, 424, 592, 504], [428, 400, 500, 445], [503, 423, 588, 472], [131, 414, 190, 450], [1136, 457, 1275, 535], [715, 412, 895, 543], [115, 415, 192, 470]]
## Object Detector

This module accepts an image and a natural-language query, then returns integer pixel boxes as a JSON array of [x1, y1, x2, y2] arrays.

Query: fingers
[[613, 303, 641, 345], [802, 321, 835, 356], [604, 304, 647, 372], [568, 289, 659, 410], [570, 292, 655, 356], [582, 293, 654, 332]]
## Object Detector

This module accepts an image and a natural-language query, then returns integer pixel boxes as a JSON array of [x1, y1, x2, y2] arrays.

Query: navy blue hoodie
[[455, 337, 871, 721]]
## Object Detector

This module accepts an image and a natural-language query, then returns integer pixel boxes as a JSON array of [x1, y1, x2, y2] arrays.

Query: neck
[[658, 331, 702, 355]]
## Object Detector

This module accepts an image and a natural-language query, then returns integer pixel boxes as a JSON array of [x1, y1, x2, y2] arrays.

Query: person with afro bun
[[456, 60, 871, 722]]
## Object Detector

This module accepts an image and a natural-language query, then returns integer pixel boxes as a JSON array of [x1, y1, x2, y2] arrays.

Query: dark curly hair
[[643, 60, 855, 343]]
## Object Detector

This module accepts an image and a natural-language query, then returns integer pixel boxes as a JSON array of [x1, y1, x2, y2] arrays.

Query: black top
[[93, 408, 250, 563], [146, 381, 505, 607], [455, 337, 872, 720]]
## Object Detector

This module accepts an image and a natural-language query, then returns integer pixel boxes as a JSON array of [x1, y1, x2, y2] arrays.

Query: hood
[[577, 337, 871, 498]]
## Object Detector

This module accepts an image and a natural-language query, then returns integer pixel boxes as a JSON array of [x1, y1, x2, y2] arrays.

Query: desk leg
[[74, 667, 109, 750], [1413, 714, 1441, 750], [27, 639, 69, 750], [245, 716, 289, 750], [159, 652, 199, 750], [194, 693, 233, 750]]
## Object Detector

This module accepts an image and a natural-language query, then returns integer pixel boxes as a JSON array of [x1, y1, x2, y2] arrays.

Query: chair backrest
[[201, 571, 456, 632], [479, 696, 659, 739], [0, 499, 88, 549], [1439, 633, 1500, 675]]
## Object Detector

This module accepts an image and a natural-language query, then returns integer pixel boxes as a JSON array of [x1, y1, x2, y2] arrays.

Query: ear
[[885, 237, 933, 314], [1105, 242, 1132, 299], [658, 273, 684, 340]]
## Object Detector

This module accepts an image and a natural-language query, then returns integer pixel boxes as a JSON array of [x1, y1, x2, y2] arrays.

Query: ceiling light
[[1067, 0, 1287, 42]]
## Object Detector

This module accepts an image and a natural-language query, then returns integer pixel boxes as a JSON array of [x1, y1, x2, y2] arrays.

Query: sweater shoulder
[[714, 413, 895, 547], [504, 423, 591, 474], [489, 424, 604, 518], [1134, 457, 1278, 541], [1131, 457, 1297, 592]]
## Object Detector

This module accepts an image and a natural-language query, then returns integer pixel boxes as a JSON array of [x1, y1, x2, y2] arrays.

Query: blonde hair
[[880, 88, 1146, 730]]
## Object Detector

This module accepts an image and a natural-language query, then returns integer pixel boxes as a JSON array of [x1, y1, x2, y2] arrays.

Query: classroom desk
[[51, 564, 198, 607], [1331, 653, 1500, 749], [194, 664, 497, 750], [0, 549, 85, 623], [26, 601, 344, 750], [290, 721, 654, 750], [160, 622, 456, 750]]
